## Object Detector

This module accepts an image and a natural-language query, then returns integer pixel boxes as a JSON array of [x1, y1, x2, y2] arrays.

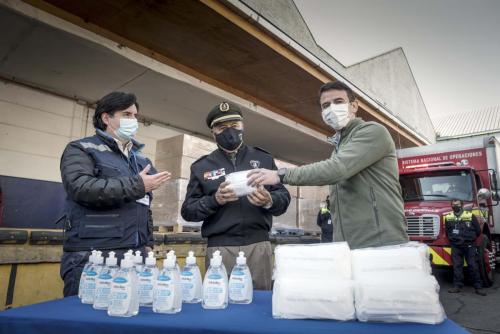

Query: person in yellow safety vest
[[445, 199, 486, 296], [316, 196, 333, 242]]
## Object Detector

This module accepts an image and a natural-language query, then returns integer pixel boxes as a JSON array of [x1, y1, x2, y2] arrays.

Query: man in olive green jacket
[[248, 81, 408, 249]]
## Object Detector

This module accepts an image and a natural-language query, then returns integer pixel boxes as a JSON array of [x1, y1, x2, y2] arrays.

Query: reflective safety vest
[[445, 210, 478, 244]]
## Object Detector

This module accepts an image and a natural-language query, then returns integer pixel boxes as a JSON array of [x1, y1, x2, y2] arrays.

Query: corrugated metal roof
[[434, 106, 500, 139]]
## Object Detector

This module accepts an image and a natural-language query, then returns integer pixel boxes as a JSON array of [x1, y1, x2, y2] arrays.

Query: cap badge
[[219, 102, 230, 112]]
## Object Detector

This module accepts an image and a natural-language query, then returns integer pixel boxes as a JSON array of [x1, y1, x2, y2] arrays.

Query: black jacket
[[181, 145, 290, 247], [60, 130, 156, 251]]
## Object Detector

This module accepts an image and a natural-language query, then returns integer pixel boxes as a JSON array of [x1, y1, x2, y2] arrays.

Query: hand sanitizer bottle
[[133, 250, 144, 274], [153, 252, 182, 314], [138, 251, 158, 307], [93, 251, 119, 310], [229, 251, 253, 304], [108, 254, 139, 317], [82, 251, 104, 304], [212, 250, 228, 278], [79, 250, 97, 299], [181, 251, 202, 303], [202, 252, 228, 309]]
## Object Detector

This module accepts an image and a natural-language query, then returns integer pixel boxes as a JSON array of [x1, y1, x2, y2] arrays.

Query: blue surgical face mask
[[116, 118, 138, 140]]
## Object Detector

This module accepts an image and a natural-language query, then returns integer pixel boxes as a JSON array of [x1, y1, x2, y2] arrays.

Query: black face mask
[[215, 128, 243, 151], [452, 205, 462, 213]]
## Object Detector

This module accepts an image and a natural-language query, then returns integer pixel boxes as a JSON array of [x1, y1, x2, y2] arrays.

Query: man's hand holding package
[[248, 187, 273, 208], [215, 181, 239, 205]]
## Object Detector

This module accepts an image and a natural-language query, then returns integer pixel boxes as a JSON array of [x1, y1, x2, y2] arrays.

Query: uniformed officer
[[445, 199, 486, 296], [181, 102, 290, 290], [316, 196, 333, 242]]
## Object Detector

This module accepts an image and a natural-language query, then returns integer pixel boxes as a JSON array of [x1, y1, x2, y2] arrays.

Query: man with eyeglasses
[[247, 81, 408, 250], [181, 102, 290, 290]]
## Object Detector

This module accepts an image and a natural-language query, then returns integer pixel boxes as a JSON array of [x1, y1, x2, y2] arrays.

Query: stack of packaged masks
[[352, 242, 445, 324], [272, 242, 355, 320]]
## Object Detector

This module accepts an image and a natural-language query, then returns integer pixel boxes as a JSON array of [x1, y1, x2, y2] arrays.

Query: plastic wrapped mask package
[[351, 243, 432, 279], [273, 277, 355, 320], [354, 271, 445, 324], [272, 242, 355, 320], [274, 242, 352, 280], [351, 243, 446, 324], [225, 171, 256, 197]]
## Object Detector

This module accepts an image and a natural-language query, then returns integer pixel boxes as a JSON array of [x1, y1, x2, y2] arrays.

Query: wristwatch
[[277, 168, 288, 183]]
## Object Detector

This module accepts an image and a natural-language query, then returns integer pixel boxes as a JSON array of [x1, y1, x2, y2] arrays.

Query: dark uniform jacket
[[60, 129, 156, 251], [445, 210, 481, 246], [181, 145, 290, 247], [317, 208, 333, 242]]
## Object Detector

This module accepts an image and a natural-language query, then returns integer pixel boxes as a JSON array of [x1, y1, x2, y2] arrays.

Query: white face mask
[[116, 118, 138, 140], [322, 103, 350, 130]]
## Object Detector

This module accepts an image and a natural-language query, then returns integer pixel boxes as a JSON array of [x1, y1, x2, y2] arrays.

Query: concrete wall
[[0, 80, 181, 183], [346, 48, 435, 143]]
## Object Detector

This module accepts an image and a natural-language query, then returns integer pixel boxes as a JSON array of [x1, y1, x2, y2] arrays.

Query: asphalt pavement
[[436, 266, 500, 334]]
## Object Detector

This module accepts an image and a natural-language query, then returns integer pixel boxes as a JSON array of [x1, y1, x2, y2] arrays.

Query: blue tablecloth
[[0, 291, 468, 334]]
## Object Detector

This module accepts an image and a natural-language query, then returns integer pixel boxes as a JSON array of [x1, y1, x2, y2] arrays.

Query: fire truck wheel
[[478, 235, 494, 288]]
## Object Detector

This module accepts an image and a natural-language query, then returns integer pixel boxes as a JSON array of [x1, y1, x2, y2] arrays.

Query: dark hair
[[318, 81, 356, 104], [451, 199, 463, 204], [93, 92, 139, 130]]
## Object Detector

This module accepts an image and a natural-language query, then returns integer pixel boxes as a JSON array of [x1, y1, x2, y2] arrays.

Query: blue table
[[0, 291, 468, 334]]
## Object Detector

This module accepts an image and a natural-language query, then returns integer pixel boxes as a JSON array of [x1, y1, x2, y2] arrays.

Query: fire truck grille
[[406, 215, 440, 238]]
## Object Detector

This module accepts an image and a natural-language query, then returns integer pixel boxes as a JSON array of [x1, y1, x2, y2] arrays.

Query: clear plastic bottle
[[180, 251, 202, 303], [229, 251, 253, 304], [212, 250, 228, 278], [81, 251, 104, 304], [133, 250, 144, 275], [202, 252, 228, 309], [78, 250, 97, 299], [153, 252, 182, 314], [138, 251, 158, 307], [108, 254, 139, 317], [93, 251, 119, 310]]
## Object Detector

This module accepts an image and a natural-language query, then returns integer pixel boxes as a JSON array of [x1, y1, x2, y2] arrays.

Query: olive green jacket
[[284, 118, 408, 249]]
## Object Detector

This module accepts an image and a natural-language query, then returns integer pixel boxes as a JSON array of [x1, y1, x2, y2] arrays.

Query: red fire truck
[[397, 136, 499, 286]]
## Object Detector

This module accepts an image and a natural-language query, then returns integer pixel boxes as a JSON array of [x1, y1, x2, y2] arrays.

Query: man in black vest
[[445, 199, 486, 296], [60, 92, 171, 296], [181, 102, 290, 290]]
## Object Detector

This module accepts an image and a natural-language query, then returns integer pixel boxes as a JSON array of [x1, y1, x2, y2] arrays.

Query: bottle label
[[229, 269, 247, 301], [94, 276, 112, 308], [82, 270, 97, 302], [138, 274, 154, 304], [203, 275, 226, 307], [181, 271, 195, 301], [154, 275, 174, 310], [109, 277, 131, 315]]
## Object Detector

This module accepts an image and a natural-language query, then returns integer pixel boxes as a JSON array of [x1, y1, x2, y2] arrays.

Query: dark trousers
[[451, 244, 482, 289], [60, 247, 148, 297], [206, 241, 273, 290], [321, 228, 333, 242]]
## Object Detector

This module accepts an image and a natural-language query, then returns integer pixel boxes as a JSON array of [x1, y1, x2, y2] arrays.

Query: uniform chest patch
[[204, 168, 226, 180], [249, 160, 260, 169]]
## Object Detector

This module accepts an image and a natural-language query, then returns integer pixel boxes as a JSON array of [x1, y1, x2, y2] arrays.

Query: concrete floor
[[436, 266, 500, 334]]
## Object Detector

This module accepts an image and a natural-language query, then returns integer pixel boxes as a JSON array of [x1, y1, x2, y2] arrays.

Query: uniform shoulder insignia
[[192, 154, 208, 165], [254, 146, 271, 155]]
